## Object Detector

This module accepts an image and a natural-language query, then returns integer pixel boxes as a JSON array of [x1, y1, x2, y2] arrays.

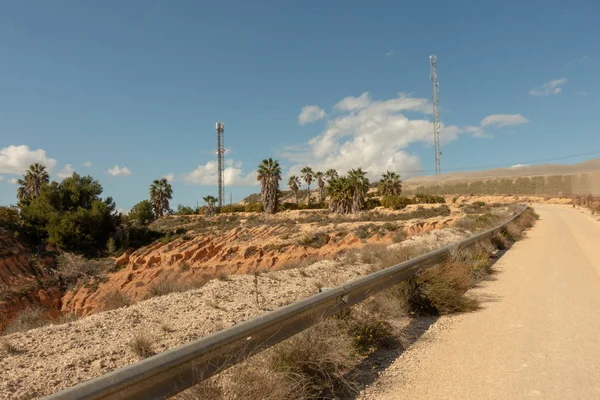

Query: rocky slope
[[61, 210, 456, 316], [0, 227, 467, 400], [0, 231, 61, 331]]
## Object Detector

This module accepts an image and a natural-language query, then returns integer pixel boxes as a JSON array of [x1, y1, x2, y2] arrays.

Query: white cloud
[[0, 176, 4, 182], [529, 78, 567, 96], [462, 125, 489, 138], [286, 92, 449, 179], [107, 165, 132, 177], [82, 161, 92, 167], [164, 173, 174, 182], [184, 159, 257, 187], [510, 164, 529, 168], [480, 114, 530, 128], [283, 92, 530, 179], [0, 145, 56, 175], [117, 208, 131, 215], [9, 178, 18, 184], [298, 105, 326, 125], [385, 50, 394, 57], [334, 92, 372, 111], [56, 164, 75, 180]]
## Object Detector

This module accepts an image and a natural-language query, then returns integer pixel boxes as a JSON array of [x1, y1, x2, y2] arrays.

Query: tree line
[[408, 174, 591, 197], [4, 160, 406, 255]]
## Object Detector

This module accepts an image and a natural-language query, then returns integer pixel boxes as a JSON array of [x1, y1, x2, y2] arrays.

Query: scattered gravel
[[0, 228, 469, 399]]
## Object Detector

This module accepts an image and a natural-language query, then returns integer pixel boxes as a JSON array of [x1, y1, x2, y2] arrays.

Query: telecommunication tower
[[429, 55, 441, 175], [216, 121, 225, 207]]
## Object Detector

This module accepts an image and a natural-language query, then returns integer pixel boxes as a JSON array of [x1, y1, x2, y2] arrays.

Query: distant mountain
[[404, 159, 600, 187]]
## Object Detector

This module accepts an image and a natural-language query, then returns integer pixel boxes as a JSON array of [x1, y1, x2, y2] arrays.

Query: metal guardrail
[[43, 207, 527, 400]]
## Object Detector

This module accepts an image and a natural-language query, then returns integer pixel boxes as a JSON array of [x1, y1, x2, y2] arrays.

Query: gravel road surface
[[362, 205, 600, 399]]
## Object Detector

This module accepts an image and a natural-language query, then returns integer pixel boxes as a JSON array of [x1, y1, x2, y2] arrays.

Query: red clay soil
[[0, 231, 61, 331], [61, 217, 454, 316]]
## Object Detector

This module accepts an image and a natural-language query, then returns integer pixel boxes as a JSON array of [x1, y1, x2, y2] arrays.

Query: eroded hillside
[[61, 206, 458, 315], [0, 230, 60, 331]]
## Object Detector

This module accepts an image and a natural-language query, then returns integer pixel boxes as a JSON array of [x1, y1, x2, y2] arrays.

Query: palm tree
[[287, 175, 301, 204], [348, 168, 369, 213], [17, 163, 49, 201], [149, 178, 173, 218], [203, 195, 218, 216], [300, 166, 314, 205], [324, 169, 338, 182], [315, 171, 325, 203], [257, 158, 282, 214], [327, 176, 353, 214], [378, 171, 402, 196]]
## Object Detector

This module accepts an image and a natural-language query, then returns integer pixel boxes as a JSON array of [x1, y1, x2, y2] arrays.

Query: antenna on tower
[[215, 121, 225, 207], [430, 55, 441, 175]]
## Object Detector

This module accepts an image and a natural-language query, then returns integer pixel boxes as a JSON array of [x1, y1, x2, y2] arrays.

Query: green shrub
[[414, 194, 445, 204], [299, 233, 329, 248], [364, 198, 381, 210], [381, 195, 414, 210], [244, 203, 264, 213], [472, 201, 486, 207]]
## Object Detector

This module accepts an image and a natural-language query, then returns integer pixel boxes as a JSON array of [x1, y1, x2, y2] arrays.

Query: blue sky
[[0, 0, 598, 210]]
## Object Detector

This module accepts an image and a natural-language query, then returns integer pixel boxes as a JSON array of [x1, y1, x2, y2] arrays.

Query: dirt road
[[362, 205, 600, 399]]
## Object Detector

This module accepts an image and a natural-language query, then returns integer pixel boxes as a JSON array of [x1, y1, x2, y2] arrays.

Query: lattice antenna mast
[[430, 55, 441, 175], [216, 121, 225, 207]]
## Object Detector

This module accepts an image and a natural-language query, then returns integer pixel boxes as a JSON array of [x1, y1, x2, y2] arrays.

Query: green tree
[[378, 171, 402, 196], [129, 200, 155, 225], [257, 158, 282, 214], [327, 175, 353, 214], [348, 168, 369, 213], [20, 173, 118, 254], [149, 178, 173, 218], [16, 163, 50, 202], [300, 166, 314, 205], [203, 195, 218, 216], [324, 169, 338, 181], [315, 171, 325, 203], [287, 175, 301, 204]]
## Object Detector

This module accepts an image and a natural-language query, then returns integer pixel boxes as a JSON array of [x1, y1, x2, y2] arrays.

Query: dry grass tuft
[[127, 332, 155, 359], [102, 290, 133, 311], [3, 306, 51, 334], [1, 340, 20, 355], [418, 261, 479, 314], [270, 319, 359, 399], [354, 243, 420, 271], [146, 278, 185, 299]]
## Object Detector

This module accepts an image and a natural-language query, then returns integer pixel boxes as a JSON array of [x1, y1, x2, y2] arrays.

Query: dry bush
[[299, 233, 329, 248], [505, 221, 523, 241], [357, 244, 387, 264], [179, 262, 190, 272], [128, 331, 155, 359], [56, 253, 111, 287], [391, 230, 407, 243], [357, 243, 419, 271], [452, 241, 495, 280], [3, 306, 51, 334], [454, 213, 501, 232], [270, 318, 359, 399], [279, 255, 322, 271], [216, 270, 230, 281], [418, 261, 478, 314], [146, 278, 186, 299], [179, 360, 295, 400], [102, 290, 133, 311], [342, 309, 395, 354], [395, 278, 437, 316], [1, 340, 20, 355]]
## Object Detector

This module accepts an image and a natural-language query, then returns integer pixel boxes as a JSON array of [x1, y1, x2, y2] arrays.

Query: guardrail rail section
[[43, 207, 527, 400]]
